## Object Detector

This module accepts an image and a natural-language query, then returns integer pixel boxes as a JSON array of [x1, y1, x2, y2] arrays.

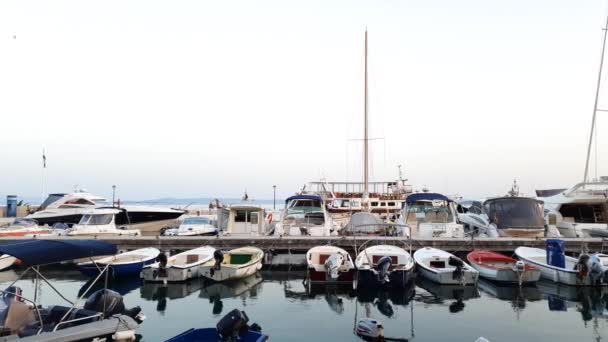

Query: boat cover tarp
[[406, 193, 449, 204], [343, 212, 384, 234], [484, 197, 545, 229], [285, 194, 323, 203], [0, 240, 117, 266]]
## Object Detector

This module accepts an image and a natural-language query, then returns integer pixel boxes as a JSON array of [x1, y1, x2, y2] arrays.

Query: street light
[[273, 185, 276, 210], [112, 185, 116, 207]]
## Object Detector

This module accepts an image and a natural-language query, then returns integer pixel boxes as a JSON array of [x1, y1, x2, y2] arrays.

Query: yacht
[[458, 196, 546, 238], [26, 190, 185, 233], [403, 192, 464, 238], [273, 194, 337, 236], [64, 208, 141, 236], [538, 180, 608, 238]]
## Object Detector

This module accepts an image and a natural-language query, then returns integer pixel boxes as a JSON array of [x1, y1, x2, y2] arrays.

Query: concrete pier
[[0, 236, 605, 255]]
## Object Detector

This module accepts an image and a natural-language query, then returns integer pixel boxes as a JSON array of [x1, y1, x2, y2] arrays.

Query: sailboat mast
[[583, 15, 608, 183], [363, 29, 369, 205]]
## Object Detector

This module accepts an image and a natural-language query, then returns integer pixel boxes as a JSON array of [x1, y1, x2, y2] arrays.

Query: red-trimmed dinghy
[[467, 250, 540, 284]]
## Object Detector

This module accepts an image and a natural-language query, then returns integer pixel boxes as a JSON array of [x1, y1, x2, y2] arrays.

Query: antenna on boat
[[363, 28, 370, 210], [583, 14, 608, 183], [41, 147, 47, 203]]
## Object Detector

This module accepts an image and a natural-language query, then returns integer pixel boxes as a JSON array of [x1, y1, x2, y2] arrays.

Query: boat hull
[[416, 264, 478, 285], [200, 262, 261, 282], [166, 328, 268, 342], [0, 255, 17, 271], [357, 269, 414, 289], [473, 265, 541, 284], [308, 268, 355, 283], [79, 259, 155, 278]]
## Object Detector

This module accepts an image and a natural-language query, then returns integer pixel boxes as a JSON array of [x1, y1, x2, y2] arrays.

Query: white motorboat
[[306, 246, 355, 283], [466, 250, 540, 284], [403, 193, 464, 238], [413, 247, 478, 285], [164, 216, 217, 236], [273, 195, 336, 236], [200, 247, 264, 282], [64, 208, 141, 236], [141, 246, 216, 282], [355, 244, 415, 288], [0, 218, 56, 237], [539, 181, 608, 238], [458, 197, 546, 238], [515, 246, 608, 286], [217, 203, 270, 236]]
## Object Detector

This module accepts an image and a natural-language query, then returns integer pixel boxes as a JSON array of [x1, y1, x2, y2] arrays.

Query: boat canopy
[[406, 193, 450, 204], [0, 240, 117, 266], [484, 197, 545, 229], [285, 195, 323, 203]]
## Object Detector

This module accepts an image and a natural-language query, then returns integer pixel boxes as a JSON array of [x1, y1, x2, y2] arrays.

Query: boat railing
[[52, 312, 104, 332], [0, 289, 44, 335]]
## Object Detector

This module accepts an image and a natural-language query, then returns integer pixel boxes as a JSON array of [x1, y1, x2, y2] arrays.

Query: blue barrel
[[6, 195, 17, 218], [546, 239, 565, 268]]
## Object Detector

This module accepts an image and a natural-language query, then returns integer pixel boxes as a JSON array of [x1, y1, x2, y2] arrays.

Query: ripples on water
[[1, 268, 607, 341]]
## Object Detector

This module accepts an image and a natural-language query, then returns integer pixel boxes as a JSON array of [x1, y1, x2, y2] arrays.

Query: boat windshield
[[284, 199, 324, 225], [78, 214, 113, 225], [405, 201, 453, 223], [182, 217, 211, 225], [485, 198, 544, 229], [39, 194, 65, 210]]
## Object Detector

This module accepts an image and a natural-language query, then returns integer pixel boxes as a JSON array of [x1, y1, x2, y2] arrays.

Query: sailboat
[[539, 16, 608, 238]]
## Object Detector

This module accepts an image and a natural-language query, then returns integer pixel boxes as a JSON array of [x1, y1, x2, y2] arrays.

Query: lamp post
[[273, 185, 276, 210], [112, 185, 116, 207]]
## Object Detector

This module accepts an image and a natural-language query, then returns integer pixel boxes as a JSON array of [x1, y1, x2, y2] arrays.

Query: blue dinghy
[[166, 309, 268, 342], [78, 247, 159, 278]]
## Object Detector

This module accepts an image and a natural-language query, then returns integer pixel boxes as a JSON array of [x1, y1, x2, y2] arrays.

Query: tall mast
[[363, 29, 369, 206], [583, 15, 608, 183]]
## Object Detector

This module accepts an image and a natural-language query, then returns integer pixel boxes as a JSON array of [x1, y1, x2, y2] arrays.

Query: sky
[[1, 0, 608, 202]]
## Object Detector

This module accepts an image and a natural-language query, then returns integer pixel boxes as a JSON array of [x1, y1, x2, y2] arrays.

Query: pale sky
[[1, 0, 608, 201]]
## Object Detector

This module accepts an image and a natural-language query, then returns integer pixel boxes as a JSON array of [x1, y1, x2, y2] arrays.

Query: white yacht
[[403, 193, 464, 238], [274, 195, 336, 236], [65, 208, 141, 237], [539, 180, 608, 238], [26, 190, 185, 233], [163, 216, 217, 236], [458, 197, 546, 238]]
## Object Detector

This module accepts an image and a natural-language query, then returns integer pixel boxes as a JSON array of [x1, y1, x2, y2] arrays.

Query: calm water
[[1, 268, 607, 342]]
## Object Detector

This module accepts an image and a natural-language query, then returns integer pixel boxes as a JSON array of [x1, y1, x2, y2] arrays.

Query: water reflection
[[415, 277, 480, 313], [78, 276, 142, 297], [477, 279, 542, 314], [357, 280, 415, 318]]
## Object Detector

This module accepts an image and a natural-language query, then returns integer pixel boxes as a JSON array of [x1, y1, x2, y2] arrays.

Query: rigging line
[[595, 116, 598, 181]]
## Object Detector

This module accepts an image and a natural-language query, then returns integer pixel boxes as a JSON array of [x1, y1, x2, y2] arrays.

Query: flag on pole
[[42, 149, 46, 168]]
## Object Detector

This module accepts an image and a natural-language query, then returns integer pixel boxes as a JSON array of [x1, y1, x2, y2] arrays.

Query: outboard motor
[[210, 250, 224, 277], [324, 253, 344, 280], [588, 254, 607, 285], [216, 309, 262, 341], [448, 256, 465, 281], [156, 252, 168, 278], [576, 254, 591, 283], [375, 256, 392, 284], [355, 318, 384, 341], [84, 289, 143, 323]]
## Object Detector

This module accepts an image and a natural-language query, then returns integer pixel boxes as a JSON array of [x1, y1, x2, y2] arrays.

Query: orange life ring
[[267, 213, 273, 223]]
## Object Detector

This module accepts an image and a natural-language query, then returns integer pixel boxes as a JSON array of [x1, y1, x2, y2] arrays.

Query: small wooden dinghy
[[515, 246, 608, 286], [200, 247, 264, 282], [467, 250, 540, 284], [141, 246, 216, 283], [78, 247, 159, 278], [306, 246, 355, 283], [355, 245, 415, 288], [413, 247, 478, 285]]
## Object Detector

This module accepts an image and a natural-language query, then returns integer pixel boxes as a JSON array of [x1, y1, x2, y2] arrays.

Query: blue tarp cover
[[406, 193, 450, 204], [285, 194, 322, 203], [0, 240, 117, 266]]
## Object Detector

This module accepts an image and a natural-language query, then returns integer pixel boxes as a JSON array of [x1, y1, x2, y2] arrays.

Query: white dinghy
[[306, 246, 355, 283], [0, 254, 17, 271], [355, 245, 415, 288], [413, 247, 478, 285], [141, 246, 216, 283], [200, 247, 264, 282], [515, 246, 608, 286]]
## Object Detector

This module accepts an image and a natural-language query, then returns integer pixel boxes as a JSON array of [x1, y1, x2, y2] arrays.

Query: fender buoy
[[267, 213, 273, 223]]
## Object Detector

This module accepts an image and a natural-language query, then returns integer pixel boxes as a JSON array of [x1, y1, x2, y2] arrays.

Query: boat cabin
[[403, 193, 464, 238], [218, 204, 267, 236]]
